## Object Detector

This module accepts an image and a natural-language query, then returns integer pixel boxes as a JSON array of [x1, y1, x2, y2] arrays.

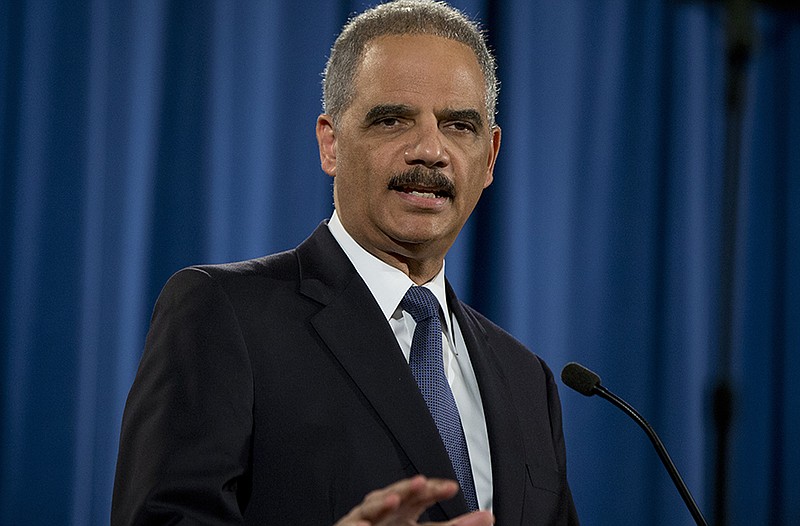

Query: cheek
[[463, 145, 494, 187], [341, 147, 392, 186], [455, 156, 490, 190], [334, 157, 382, 205]]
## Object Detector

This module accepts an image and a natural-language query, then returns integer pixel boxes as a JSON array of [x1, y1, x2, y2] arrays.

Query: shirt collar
[[327, 210, 452, 331]]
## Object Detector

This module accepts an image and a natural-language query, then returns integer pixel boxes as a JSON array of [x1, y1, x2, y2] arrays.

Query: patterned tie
[[401, 286, 479, 511]]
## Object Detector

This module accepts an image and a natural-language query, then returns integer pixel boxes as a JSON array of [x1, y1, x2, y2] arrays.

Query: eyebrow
[[441, 108, 483, 128], [364, 104, 485, 129], [364, 104, 414, 123]]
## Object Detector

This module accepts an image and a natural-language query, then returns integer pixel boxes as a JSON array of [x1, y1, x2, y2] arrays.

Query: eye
[[375, 117, 401, 127], [447, 121, 476, 133]]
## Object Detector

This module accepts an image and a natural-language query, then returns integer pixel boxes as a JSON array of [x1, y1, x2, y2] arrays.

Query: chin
[[389, 226, 455, 250]]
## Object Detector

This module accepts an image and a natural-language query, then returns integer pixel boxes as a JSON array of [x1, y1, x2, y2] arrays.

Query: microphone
[[561, 362, 709, 526]]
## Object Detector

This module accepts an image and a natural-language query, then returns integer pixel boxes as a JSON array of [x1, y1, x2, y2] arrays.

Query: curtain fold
[[1, 1, 797, 524]]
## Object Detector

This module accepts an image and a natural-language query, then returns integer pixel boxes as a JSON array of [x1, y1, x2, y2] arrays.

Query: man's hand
[[334, 475, 495, 526]]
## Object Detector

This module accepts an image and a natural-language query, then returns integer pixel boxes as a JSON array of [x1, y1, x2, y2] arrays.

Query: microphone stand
[[714, 1, 754, 524], [593, 384, 709, 526]]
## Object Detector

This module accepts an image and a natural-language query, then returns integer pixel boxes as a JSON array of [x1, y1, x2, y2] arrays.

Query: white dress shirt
[[327, 211, 493, 511]]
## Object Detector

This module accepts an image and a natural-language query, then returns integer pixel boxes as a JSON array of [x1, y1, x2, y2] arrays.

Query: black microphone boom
[[561, 362, 708, 526]]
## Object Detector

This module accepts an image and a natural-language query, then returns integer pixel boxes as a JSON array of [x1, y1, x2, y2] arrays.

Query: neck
[[370, 248, 444, 285], [331, 210, 450, 284]]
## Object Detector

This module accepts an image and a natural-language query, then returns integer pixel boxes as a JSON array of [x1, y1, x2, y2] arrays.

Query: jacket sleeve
[[111, 267, 254, 525]]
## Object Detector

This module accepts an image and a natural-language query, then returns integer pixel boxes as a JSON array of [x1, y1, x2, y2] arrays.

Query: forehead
[[350, 34, 486, 115]]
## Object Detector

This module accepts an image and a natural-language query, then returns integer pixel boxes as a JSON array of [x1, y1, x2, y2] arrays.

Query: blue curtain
[[1, 1, 797, 524]]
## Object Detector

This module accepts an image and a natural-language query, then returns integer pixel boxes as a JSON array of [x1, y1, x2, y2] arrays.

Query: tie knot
[[401, 286, 439, 323]]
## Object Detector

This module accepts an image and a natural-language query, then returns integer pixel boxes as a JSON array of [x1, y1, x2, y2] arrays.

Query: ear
[[316, 114, 337, 177], [483, 124, 502, 188]]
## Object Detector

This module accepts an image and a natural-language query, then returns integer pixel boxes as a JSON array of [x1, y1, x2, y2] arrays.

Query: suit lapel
[[447, 283, 526, 526], [295, 224, 469, 519]]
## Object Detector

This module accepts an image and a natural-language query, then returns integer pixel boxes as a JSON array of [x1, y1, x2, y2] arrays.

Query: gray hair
[[322, 0, 499, 127]]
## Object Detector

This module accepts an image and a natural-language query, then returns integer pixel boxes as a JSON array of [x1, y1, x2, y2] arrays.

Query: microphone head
[[561, 362, 602, 396]]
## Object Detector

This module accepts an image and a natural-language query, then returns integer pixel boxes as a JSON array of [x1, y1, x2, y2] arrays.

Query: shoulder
[[165, 222, 341, 293], [150, 250, 302, 321], [193, 249, 299, 282], [165, 249, 298, 291]]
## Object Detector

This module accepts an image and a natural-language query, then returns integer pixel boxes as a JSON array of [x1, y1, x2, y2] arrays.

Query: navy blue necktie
[[401, 286, 479, 511]]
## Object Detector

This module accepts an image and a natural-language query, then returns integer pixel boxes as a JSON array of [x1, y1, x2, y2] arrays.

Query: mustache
[[387, 166, 456, 198]]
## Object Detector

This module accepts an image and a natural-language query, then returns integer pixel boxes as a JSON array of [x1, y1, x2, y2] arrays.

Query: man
[[112, 1, 578, 525]]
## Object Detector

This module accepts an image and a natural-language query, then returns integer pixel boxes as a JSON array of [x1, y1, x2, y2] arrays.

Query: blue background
[[1, 1, 798, 524]]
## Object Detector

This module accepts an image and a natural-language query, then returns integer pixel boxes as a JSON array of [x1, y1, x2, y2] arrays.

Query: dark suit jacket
[[112, 223, 578, 525]]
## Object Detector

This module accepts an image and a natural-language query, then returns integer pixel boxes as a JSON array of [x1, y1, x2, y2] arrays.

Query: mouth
[[394, 185, 452, 199], [387, 168, 455, 200]]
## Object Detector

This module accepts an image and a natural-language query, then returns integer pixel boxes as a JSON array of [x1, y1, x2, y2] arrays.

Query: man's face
[[317, 33, 501, 268]]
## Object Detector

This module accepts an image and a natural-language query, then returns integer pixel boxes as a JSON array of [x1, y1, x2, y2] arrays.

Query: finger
[[448, 510, 495, 526], [335, 476, 462, 525], [419, 510, 495, 526], [368, 476, 451, 514], [368, 475, 455, 508], [357, 488, 402, 520], [385, 477, 461, 521], [336, 488, 402, 525], [338, 476, 427, 524]]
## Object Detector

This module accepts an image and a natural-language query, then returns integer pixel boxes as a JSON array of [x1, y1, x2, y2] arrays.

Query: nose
[[403, 120, 450, 168]]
